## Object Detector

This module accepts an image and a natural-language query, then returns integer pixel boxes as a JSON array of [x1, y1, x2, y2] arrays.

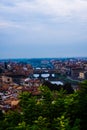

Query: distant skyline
[[0, 0, 87, 59]]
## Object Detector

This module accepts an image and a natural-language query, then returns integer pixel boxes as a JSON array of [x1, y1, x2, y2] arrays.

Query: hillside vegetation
[[0, 81, 87, 130]]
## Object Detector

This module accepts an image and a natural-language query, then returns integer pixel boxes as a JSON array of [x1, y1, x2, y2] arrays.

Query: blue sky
[[0, 0, 87, 58]]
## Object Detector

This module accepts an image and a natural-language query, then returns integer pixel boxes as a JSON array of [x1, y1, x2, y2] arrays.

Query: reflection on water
[[51, 81, 63, 85]]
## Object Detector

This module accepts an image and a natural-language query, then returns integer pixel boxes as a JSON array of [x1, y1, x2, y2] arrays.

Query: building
[[79, 72, 85, 79], [2, 76, 13, 83], [71, 67, 84, 79], [79, 71, 87, 80]]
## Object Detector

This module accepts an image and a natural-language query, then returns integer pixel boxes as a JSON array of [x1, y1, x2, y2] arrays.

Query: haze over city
[[0, 0, 87, 58]]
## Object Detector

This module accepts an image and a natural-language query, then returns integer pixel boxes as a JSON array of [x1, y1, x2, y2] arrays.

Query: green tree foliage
[[0, 110, 4, 120], [43, 81, 74, 94], [78, 80, 87, 130], [1, 81, 87, 129]]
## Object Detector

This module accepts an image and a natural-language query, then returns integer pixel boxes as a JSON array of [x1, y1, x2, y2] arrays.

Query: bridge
[[3, 68, 61, 80], [32, 69, 61, 79]]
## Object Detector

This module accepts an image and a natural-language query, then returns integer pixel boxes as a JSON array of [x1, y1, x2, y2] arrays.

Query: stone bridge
[[33, 69, 61, 79]]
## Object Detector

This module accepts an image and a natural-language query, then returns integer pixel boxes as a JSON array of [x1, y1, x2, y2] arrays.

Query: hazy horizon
[[0, 56, 87, 60]]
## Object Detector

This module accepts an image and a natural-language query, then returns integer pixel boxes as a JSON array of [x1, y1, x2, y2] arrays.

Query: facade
[[71, 67, 84, 79], [79, 72, 85, 79], [2, 76, 13, 83], [79, 71, 87, 80]]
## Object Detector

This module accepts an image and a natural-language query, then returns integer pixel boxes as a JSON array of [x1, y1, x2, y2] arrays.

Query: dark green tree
[[78, 80, 87, 130]]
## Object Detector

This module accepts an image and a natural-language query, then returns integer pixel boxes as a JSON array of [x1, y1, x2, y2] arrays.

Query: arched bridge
[[33, 69, 61, 79]]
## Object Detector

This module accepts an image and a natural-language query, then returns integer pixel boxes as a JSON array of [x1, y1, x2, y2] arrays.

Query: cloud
[[0, 0, 87, 21], [0, 0, 87, 46], [0, 20, 21, 29], [0, 0, 87, 34], [17, 0, 87, 17]]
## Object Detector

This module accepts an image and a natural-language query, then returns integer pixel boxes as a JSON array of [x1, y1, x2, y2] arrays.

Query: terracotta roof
[[11, 100, 19, 106]]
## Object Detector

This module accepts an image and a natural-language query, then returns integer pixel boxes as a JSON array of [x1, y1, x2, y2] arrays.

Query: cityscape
[[0, 0, 87, 129], [0, 57, 87, 112]]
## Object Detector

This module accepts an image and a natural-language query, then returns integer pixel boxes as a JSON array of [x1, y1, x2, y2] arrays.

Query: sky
[[0, 0, 87, 59]]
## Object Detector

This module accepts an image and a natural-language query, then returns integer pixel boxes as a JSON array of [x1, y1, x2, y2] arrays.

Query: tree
[[78, 80, 87, 130], [1, 82, 87, 130]]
